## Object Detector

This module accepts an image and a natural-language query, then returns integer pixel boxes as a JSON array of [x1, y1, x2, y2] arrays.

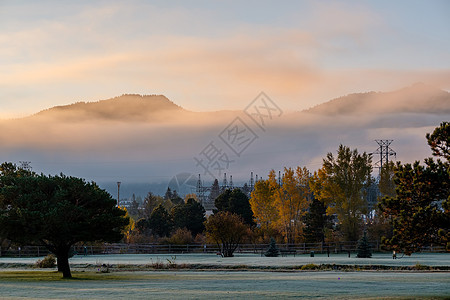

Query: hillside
[[1, 84, 449, 199], [305, 83, 450, 115], [32, 94, 185, 122]]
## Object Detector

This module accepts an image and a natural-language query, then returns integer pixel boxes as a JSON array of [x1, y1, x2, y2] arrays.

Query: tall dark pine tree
[[356, 231, 372, 258], [164, 187, 173, 200], [209, 179, 221, 203], [0, 167, 129, 278], [171, 198, 206, 235], [140, 192, 162, 219], [303, 198, 333, 243], [214, 189, 255, 226], [379, 122, 450, 254], [148, 204, 172, 237], [170, 190, 184, 205]]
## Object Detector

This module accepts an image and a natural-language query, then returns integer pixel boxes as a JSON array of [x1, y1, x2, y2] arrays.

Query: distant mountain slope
[[33, 94, 184, 122], [1, 84, 449, 199], [305, 83, 450, 115]]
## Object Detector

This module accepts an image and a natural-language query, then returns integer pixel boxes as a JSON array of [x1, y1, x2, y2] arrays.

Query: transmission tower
[[372, 140, 396, 175], [222, 173, 228, 191]]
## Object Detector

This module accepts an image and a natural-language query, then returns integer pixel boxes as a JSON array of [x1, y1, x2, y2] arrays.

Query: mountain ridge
[[1, 83, 448, 198], [304, 83, 450, 115], [32, 94, 184, 122], [21, 83, 450, 123]]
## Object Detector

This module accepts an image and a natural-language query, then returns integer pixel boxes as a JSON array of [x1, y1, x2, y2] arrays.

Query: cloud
[[0, 1, 449, 118]]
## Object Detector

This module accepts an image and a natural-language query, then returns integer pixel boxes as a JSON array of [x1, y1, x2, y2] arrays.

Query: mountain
[[1, 84, 448, 199], [305, 83, 450, 115], [32, 94, 185, 122]]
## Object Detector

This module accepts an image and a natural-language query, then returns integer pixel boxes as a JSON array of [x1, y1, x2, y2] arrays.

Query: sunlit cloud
[[1, 1, 449, 118]]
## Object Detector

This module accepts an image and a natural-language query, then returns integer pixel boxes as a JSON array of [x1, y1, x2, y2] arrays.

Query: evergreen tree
[[426, 121, 449, 159], [379, 122, 449, 254], [141, 192, 163, 219], [214, 189, 255, 226], [209, 179, 220, 202], [356, 231, 372, 258], [171, 198, 206, 235], [148, 204, 172, 237], [0, 168, 129, 278], [264, 237, 280, 257], [170, 190, 184, 205], [241, 183, 251, 197], [164, 187, 173, 200], [303, 198, 333, 243]]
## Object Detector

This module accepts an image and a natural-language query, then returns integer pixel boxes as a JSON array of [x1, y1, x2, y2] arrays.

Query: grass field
[[0, 253, 449, 299], [0, 270, 449, 299]]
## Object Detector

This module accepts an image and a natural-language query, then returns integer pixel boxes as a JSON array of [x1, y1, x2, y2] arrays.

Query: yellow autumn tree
[[249, 170, 279, 237], [119, 206, 135, 243], [310, 145, 373, 241], [274, 167, 311, 244]]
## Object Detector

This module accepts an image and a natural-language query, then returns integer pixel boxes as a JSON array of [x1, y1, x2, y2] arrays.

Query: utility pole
[[117, 182, 121, 207]]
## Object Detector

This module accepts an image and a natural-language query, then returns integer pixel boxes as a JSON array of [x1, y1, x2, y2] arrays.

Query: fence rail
[[0, 242, 446, 257]]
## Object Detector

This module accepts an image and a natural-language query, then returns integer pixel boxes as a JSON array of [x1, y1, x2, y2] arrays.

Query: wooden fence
[[0, 241, 446, 257]]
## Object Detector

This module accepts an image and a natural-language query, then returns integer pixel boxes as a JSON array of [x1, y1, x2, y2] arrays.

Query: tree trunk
[[56, 249, 72, 278]]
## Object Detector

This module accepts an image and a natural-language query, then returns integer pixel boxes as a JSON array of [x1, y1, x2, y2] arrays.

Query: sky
[[1, 0, 449, 119]]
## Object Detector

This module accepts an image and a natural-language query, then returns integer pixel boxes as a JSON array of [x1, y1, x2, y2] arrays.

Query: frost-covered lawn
[[1, 252, 449, 268], [1, 253, 449, 299], [0, 270, 449, 299]]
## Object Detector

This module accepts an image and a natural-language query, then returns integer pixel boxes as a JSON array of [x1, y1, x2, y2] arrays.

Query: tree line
[[124, 122, 448, 256]]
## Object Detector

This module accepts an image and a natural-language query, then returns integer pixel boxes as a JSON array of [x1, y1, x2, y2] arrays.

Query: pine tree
[[214, 188, 255, 226], [209, 179, 220, 202], [356, 231, 372, 258], [164, 187, 173, 200], [264, 237, 280, 257], [379, 122, 450, 254], [303, 198, 333, 243]]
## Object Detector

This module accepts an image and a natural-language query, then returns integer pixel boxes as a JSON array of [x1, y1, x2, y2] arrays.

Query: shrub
[[301, 263, 319, 270], [264, 237, 280, 257], [35, 254, 56, 268], [150, 258, 165, 269], [164, 228, 193, 245], [356, 231, 372, 258], [413, 262, 429, 270]]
